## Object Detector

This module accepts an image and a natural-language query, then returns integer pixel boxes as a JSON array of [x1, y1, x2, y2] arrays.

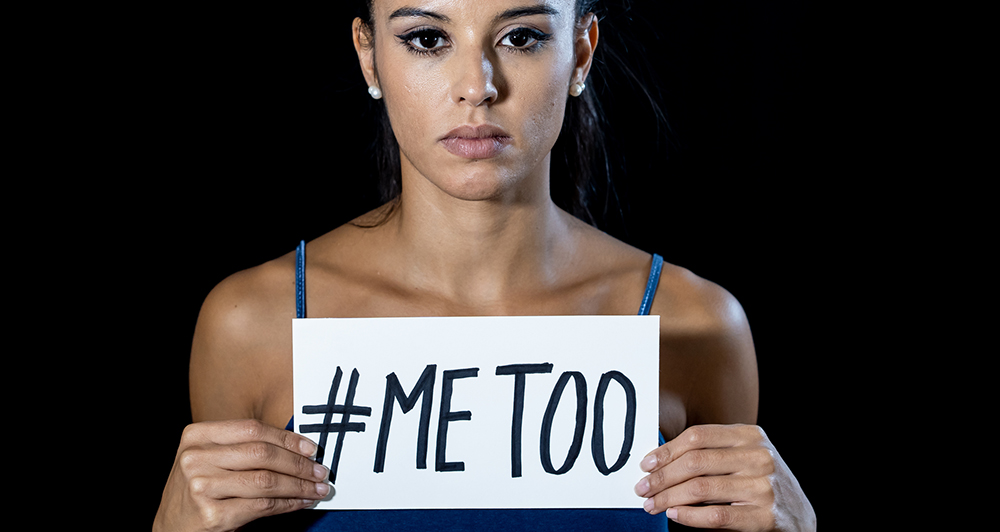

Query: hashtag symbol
[[300, 367, 372, 483]]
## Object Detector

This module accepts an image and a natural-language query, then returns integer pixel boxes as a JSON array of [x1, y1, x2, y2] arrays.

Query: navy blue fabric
[[296, 240, 306, 320], [638, 254, 663, 316], [260, 242, 668, 531]]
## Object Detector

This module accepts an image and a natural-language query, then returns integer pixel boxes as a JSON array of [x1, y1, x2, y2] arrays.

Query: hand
[[633, 424, 815, 531], [153, 419, 331, 532]]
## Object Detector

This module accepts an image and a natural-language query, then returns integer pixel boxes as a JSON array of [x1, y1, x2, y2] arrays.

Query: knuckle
[[657, 445, 672, 464], [239, 419, 267, 440], [281, 430, 306, 454], [650, 491, 670, 512], [245, 441, 275, 463], [706, 506, 735, 529], [189, 476, 211, 497], [279, 429, 295, 451], [198, 504, 223, 530], [177, 448, 201, 472], [650, 467, 667, 489], [688, 477, 715, 500], [685, 425, 706, 446], [251, 497, 279, 514], [180, 423, 200, 443], [248, 470, 279, 491], [682, 451, 709, 475], [297, 476, 316, 496], [295, 454, 317, 478]]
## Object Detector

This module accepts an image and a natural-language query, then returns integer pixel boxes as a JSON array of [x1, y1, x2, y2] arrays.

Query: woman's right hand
[[153, 419, 330, 532]]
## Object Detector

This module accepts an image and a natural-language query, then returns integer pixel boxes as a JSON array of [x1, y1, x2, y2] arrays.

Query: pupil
[[419, 36, 438, 48], [511, 33, 529, 47]]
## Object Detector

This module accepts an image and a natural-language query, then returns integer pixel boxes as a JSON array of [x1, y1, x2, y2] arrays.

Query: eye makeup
[[499, 27, 552, 54], [394, 26, 553, 57], [396, 28, 448, 55], [395, 28, 450, 56]]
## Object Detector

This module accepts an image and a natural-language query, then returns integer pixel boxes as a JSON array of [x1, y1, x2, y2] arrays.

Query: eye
[[499, 28, 551, 52], [397, 29, 449, 55]]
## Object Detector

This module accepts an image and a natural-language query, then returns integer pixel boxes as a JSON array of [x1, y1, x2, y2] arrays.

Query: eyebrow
[[388, 7, 451, 23], [492, 5, 560, 25], [387, 4, 560, 25]]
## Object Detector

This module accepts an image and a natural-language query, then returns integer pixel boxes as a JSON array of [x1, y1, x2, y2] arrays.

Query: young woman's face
[[356, 0, 595, 203]]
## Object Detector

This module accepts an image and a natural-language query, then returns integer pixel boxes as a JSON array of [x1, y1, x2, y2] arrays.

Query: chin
[[402, 148, 547, 204], [434, 169, 518, 202]]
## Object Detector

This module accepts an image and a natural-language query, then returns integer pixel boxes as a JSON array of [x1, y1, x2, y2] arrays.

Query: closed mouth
[[440, 125, 512, 159]]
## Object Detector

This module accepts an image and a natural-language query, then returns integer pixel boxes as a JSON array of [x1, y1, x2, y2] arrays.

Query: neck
[[380, 162, 578, 305]]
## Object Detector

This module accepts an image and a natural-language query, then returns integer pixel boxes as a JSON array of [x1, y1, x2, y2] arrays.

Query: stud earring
[[368, 85, 383, 100], [569, 82, 586, 97]]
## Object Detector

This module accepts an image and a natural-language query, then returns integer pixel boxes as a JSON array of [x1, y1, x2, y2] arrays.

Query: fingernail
[[316, 482, 330, 497], [303, 499, 320, 508], [666, 508, 678, 520], [314, 464, 329, 481], [300, 438, 318, 457], [640, 455, 657, 472], [643, 498, 655, 513], [634, 478, 650, 497]]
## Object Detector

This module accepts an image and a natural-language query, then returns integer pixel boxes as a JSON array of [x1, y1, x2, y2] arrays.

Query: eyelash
[[395, 27, 552, 57]]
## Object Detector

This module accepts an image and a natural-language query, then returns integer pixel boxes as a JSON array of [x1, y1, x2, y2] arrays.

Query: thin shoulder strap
[[295, 240, 306, 319], [638, 253, 664, 316]]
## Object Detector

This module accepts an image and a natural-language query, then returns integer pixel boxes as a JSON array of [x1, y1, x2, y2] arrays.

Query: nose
[[450, 49, 499, 106]]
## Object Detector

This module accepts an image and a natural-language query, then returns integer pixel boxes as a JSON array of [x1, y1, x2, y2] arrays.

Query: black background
[[83, 1, 857, 527]]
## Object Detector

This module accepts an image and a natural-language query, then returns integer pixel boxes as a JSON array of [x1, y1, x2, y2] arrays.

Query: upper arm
[[189, 261, 295, 424], [681, 284, 758, 426], [652, 265, 759, 436]]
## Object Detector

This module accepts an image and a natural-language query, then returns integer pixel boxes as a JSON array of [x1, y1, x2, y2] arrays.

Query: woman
[[154, 1, 815, 530]]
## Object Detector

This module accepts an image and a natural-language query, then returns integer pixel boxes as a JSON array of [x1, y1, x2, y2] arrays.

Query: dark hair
[[354, 0, 664, 229]]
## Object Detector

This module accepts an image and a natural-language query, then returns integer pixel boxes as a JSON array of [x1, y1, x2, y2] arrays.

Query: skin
[[153, 1, 815, 531]]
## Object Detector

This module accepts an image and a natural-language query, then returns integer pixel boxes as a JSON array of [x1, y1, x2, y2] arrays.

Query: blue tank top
[[244, 242, 668, 531]]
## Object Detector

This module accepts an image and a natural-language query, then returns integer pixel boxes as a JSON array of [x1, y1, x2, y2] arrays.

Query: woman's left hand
[[633, 424, 816, 531]]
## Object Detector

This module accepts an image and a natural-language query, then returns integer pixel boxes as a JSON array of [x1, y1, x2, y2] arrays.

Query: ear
[[571, 13, 599, 86], [353, 18, 378, 89]]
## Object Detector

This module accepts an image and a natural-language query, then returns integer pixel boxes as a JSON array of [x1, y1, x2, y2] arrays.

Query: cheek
[[512, 71, 569, 154], [377, 52, 448, 143]]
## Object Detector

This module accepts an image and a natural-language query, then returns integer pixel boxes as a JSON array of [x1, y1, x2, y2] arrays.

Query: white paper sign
[[293, 316, 659, 510]]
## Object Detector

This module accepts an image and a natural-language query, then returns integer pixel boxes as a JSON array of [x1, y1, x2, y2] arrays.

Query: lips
[[439, 125, 512, 159]]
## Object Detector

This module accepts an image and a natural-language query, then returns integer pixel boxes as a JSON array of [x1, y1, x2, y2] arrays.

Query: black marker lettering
[[591, 370, 637, 475], [495, 363, 554, 477], [539, 371, 587, 475], [300, 367, 372, 483], [374, 364, 437, 473], [435, 367, 479, 472]]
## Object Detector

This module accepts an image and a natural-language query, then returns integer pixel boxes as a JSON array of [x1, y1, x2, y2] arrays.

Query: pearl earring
[[368, 85, 383, 100], [569, 82, 586, 97]]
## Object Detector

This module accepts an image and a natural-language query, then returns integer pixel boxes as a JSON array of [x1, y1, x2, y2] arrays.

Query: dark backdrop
[[120, 1, 848, 527]]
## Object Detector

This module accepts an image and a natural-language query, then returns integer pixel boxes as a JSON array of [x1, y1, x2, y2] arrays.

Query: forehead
[[371, 0, 577, 23]]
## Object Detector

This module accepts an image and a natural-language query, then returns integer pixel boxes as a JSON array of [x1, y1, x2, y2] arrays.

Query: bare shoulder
[[649, 261, 759, 435], [651, 262, 751, 336], [189, 251, 297, 425]]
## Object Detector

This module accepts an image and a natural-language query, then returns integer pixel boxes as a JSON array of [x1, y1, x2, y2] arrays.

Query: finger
[[635, 445, 775, 497], [176, 439, 329, 485], [183, 419, 319, 458], [194, 468, 331, 501], [200, 496, 320, 531], [666, 504, 772, 532], [238, 496, 323, 518], [643, 474, 771, 513], [640, 424, 766, 473], [214, 441, 330, 482]]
